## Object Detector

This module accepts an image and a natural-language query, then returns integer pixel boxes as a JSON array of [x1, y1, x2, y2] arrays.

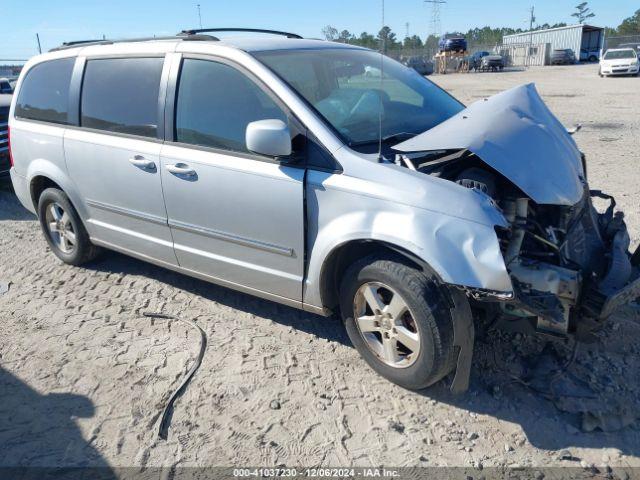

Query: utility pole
[[197, 4, 203, 29], [527, 6, 535, 67], [36, 33, 42, 54], [424, 0, 446, 55], [405, 22, 410, 40]]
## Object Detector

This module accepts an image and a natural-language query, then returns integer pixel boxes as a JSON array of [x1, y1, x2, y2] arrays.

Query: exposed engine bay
[[396, 148, 640, 338]]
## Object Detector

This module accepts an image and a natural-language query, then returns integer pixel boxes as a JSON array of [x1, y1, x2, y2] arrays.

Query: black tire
[[339, 253, 464, 390], [37, 188, 101, 266], [589, 55, 598, 62]]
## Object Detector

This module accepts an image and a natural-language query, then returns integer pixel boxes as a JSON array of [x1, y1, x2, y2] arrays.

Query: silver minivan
[[8, 29, 640, 392]]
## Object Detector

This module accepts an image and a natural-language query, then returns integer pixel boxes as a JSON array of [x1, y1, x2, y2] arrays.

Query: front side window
[[254, 48, 464, 151], [15, 57, 75, 124], [81, 57, 164, 137], [175, 59, 287, 153]]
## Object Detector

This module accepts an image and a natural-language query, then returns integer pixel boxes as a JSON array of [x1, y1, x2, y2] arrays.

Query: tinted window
[[15, 58, 74, 124], [81, 57, 164, 137], [176, 59, 287, 153]]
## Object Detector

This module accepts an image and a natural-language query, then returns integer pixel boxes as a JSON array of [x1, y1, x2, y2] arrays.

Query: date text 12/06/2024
[[233, 468, 400, 478]]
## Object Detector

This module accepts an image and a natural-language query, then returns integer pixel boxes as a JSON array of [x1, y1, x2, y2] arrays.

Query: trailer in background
[[503, 24, 604, 64]]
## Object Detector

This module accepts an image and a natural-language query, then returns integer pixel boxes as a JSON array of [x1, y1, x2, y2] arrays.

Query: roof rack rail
[[179, 28, 303, 39], [49, 34, 219, 52]]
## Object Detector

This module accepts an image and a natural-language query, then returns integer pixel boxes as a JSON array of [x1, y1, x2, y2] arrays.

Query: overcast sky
[[1, 0, 635, 60]]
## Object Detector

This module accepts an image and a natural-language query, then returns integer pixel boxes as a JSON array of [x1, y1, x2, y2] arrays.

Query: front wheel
[[339, 254, 465, 390]]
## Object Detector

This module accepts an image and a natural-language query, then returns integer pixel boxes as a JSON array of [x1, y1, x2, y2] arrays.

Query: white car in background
[[599, 48, 639, 77]]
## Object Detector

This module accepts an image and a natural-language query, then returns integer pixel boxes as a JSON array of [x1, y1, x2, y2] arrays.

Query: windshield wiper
[[382, 132, 418, 142], [348, 131, 418, 148]]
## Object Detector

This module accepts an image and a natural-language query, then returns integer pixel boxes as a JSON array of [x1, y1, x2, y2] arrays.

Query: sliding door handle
[[166, 163, 196, 177]]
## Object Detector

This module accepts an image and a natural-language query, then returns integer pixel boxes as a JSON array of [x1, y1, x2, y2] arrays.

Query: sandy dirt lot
[[1, 63, 639, 476]]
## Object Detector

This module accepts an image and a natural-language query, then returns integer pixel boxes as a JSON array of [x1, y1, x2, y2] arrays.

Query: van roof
[[50, 33, 365, 55], [213, 36, 365, 52]]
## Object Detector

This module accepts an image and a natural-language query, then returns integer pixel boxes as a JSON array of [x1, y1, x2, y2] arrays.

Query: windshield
[[604, 49, 636, 60], [254, 48, 464, 151]]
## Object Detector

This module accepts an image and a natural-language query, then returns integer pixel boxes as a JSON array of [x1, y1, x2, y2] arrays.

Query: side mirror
[[246, 119, 292, 158]]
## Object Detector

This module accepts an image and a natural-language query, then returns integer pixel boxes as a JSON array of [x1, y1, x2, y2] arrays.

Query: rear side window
[[81, 57, 164, 138], [15, 58, 75, 124], [175, 59, 287, 153]]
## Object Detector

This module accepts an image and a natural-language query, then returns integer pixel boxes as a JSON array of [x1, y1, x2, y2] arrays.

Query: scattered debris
[[269, 400, 281, 410], [388, 420, 405, 433], [557, 449, 578, 461], [503, 342, 640, 433], [0, 281, 9, 295]]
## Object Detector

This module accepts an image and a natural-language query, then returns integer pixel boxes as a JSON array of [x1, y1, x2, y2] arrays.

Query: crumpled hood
[[393, 83, 585, 206]]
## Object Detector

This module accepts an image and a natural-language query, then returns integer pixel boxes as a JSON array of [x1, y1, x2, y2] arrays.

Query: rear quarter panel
[[8, 119, 77, 214]]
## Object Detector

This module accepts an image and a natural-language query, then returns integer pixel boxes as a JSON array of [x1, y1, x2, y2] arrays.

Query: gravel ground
[[1, 63, 639, 475]]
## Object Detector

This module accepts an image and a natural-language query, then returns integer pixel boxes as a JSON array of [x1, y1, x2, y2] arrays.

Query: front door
[[160, 57, 305, 301], [64, 56, 177, 265]]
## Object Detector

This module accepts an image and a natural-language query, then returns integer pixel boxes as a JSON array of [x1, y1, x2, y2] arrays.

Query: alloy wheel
[[45, 202, 76, 254], [353, 282, 421, 368]]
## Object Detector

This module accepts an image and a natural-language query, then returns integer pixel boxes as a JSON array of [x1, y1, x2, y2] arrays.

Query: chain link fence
[[605, 35, 640, 50], [386, 42, 538, 72]]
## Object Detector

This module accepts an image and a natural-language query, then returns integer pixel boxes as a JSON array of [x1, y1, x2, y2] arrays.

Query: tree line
[[321, 7, 640, 52]]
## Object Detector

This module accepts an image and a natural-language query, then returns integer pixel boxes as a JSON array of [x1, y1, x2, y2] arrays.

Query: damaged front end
[[496, 188, 640, 337], [394, 83, 640, 339]]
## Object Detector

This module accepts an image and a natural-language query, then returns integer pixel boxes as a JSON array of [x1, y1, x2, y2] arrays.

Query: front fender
[[304, 172, 512, 309]]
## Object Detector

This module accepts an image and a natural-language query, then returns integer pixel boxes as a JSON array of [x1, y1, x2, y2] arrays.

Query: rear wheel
[[339, 253, 465, 390], [37, 188, 101, 266]]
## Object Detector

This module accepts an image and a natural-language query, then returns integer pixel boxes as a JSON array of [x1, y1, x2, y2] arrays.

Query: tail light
[[8, 125, 13, 167]]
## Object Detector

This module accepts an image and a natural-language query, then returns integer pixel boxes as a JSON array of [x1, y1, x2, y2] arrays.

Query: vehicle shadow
[[87, 250, 351, 347], [419, 311, 640, 457], [88, 250, 640, 456], [0, 367, 117, 478], [0, 184, 36, 221]]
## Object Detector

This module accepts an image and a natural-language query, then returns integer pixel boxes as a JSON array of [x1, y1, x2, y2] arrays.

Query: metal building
[[503, 24, 604, 63]]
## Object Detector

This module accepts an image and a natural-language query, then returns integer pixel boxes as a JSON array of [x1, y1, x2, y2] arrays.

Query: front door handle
[[166, 163, 197, 177], [129, 155, 156, 170]]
